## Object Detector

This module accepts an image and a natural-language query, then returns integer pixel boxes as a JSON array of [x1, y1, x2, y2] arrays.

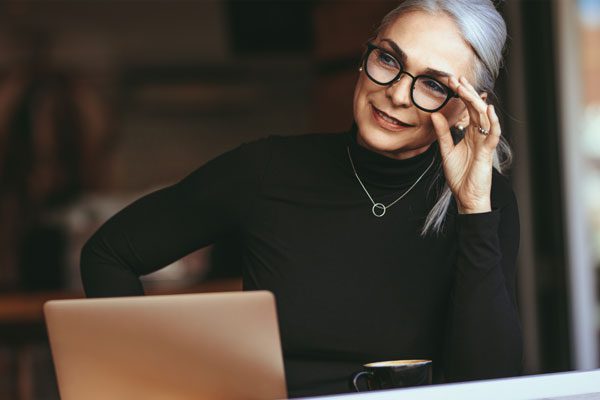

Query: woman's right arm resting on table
[[80, 137, 274, 298]]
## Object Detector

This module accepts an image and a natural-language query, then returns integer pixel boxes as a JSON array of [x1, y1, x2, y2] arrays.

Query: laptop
[[44, 291, 287, 400]]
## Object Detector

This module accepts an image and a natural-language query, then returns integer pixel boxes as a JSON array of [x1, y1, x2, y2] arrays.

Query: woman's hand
[[431, 76, 501, 214]]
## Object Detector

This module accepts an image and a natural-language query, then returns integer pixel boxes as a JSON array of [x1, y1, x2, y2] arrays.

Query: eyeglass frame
[[361, 42, 459, 113]]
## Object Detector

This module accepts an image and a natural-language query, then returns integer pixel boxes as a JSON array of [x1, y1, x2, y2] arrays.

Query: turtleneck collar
[[345, 122, 440, 190]]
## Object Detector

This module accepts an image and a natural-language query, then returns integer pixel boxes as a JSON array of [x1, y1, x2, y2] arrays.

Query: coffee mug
[[350, 359, 432, 392]]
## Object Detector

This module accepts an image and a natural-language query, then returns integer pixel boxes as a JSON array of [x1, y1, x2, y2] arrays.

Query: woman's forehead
[[377, 11, 475, 80]]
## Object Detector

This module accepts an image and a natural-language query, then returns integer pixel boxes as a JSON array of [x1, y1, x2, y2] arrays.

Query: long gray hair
[[373, 0, 512, 236]]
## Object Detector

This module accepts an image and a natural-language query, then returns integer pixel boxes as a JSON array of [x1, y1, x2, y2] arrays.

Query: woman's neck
[[355, 134, 433, 160]]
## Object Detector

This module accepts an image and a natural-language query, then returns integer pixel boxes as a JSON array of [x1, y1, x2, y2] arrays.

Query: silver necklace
[[346, 145, 436, 217]]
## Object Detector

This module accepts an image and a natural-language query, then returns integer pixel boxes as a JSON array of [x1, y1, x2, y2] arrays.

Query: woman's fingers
[[430, 112, 454, 158], [484, 104, 501, 149], [449, 76, 494, 144], [459, 77, 491, 130], [449, 76, 484, 111], [457, 77, 488, 113], [448, 76, 489, 131]]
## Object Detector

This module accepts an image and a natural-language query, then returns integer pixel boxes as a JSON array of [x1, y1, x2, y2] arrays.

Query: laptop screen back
[[44, 291, 287, 400]]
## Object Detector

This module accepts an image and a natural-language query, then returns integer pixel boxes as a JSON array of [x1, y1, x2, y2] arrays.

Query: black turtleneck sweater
[[81, 126, 523, 398]]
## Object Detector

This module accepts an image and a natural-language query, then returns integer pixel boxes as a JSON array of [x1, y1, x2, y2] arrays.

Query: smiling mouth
[[372, 105, 414, 127]]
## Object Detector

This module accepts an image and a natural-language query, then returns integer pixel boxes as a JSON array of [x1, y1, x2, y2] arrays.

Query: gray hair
[[373, 0, 511, 236]]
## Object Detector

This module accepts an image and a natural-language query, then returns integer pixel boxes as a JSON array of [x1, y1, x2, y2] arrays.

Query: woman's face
[[353, 11, 479, 159]]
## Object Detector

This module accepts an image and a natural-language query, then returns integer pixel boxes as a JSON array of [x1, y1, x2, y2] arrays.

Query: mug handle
[[349, 371, 372, 392]]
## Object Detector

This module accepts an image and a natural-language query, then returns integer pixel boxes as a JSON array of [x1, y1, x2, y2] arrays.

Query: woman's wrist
[[457, 200, 492, 214]]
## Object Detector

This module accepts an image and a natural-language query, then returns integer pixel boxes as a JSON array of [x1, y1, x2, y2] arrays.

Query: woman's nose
[[385, 74, 413, 108]]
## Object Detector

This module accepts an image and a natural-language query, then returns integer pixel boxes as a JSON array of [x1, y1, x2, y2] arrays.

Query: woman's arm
[[429, 74, 523, 380], [81, 137, 274, 297], [442, 174, 523, 381]]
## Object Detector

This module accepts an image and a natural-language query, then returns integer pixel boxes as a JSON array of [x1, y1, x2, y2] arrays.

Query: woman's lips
[[371, 104, 414, 131]]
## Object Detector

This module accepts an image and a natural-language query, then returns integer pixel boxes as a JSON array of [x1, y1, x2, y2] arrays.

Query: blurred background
[[0, 0, 598, 399]]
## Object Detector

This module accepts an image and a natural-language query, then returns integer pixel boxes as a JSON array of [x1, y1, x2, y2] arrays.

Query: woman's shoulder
[[243, 131, 346, 152], [197, 131, 346, 180], [236, 131, 348, 169], [234, 131, 349, 184]]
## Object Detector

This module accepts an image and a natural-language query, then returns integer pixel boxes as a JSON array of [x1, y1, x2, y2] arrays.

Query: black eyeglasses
[[362, 42, 459, 112]]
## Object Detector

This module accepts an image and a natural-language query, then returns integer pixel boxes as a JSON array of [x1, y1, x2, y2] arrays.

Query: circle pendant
[[372, 203, 386, 217]]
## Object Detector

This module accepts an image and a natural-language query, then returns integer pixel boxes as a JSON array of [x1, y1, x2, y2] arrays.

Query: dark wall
[[520, 0, 571, 372]]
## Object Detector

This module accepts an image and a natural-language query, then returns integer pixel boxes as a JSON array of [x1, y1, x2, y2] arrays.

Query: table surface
[[297, 369, 600, 400]]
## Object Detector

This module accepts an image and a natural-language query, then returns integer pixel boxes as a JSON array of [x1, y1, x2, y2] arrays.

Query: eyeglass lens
[[366, 47, 451, 111]]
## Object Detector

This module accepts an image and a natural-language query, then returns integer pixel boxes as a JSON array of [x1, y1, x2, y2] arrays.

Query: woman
[[81, 0, 523, 397]]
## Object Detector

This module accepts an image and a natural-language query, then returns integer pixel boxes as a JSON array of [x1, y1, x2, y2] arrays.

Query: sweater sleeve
[[80, 137, 274, 298], [442, 176, 523, 381]]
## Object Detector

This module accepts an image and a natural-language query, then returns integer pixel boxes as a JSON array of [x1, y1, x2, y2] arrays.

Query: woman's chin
[[356, 127, 434, 159], [357, 126, 409, 152]]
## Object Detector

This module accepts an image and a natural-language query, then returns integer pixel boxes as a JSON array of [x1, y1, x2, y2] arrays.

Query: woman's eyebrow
[[423, 67, 452, 79], [380, 38, 407, 64], [380, 38, 453, 79]]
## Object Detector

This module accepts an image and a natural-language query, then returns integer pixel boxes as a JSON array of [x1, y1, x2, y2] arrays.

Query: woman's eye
[[376, 51, 399, 68], [421, 78, 446, 94]]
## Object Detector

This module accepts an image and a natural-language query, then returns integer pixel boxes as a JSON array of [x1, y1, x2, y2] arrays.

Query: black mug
[[350, 359, 432, 392]]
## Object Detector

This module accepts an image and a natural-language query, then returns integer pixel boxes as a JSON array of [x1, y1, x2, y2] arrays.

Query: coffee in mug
[[350, 359, 432, 392]]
